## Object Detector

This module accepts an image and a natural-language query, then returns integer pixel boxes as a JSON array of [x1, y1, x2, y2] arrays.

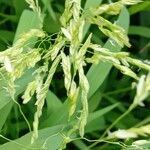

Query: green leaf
[[41, 101, 68, 128], [87, 103, 119, 123], [88, 86, 104, 112], [0, 125, 64, 150], [84, 0, 102, 9], [0, 30, 14, 42], [86, 103, 119, 132], [86, 117, 105, 133], [13, 0, 26, 17], [0, 0, 12, 5], [46, 90, 63, 115], [73, 140, 89, 150], [0, 101, 13, 132], [129, 26, 150, 38], [14, 10, 42, 42]]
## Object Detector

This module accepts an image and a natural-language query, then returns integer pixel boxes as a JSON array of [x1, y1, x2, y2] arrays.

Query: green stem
[[88, 104, 135, 148], [12, 96, 32, 132]]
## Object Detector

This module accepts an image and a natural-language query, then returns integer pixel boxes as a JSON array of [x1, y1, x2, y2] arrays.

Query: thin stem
[[88, 104, 135, 148], [12, 96, 32, 132]]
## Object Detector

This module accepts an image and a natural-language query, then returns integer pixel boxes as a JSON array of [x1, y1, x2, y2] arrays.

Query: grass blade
[[129, 26, 150, 38]]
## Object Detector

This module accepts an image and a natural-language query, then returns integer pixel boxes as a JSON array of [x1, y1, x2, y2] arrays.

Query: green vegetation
[[0, 0, 149, 149]]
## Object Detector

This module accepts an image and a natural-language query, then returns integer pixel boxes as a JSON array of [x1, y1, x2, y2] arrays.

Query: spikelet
[[61, 27, 72, 41], [131, 140, 150, 150], [133, 73, 150, 107], [90, 0, 142, 16], [61, 51, 80, 117], [14, 29, 45, 48], [78, 64, 89, 137], [32, 55, 61, 143], [61, 51, 71, 93], [121, 0, 142, 5], [72, 0, 81, 22], [60, 0, 73, 26], [98, 16, 130, 47], [74, 34, 92, 71], [109, 124, 150, 139], [22, 81, 36, 104], [11, 48, 41, 79], [0, 30, 44, 74], [78, 19, 85, 42], [90, 2, 123, 15], [0, 56, 14, 73], [68, 80, 79, 117], [114, 64, 139, 80], [110, 129, 137, 139], [130, 124, 150, 136], [126, 57, 150, 71], [43, 36, 65, 60]]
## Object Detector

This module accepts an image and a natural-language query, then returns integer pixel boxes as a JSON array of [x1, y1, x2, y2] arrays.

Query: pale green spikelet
[[110, 129, 137, 139], [22, 81, 36, 104], [121, 0, 142, 5], [130, 124, 150, 136], [61, 27, 72, 41], [78, 64, 89, 137], [133, 73, 150, 107], [109, 124, 150, 140], [14, 29, 45, 48], [69, 21, 81, 56], [68, 80, 79, 117], [60, 0, 73, 27], [90, 0, 142, 16], [78, 19, 85, 42], [61, 51, 72, 93], [0, 29, 45, 62], [126, 57, 150, 71], [61, 51, 80, 117], [72, 0, 81, 22], [11, 48, 41, 80], [74, 33, 92, 71], [113, 64, 139, 80], [0, 56, 14, 73], [130, 140, 150, 150], [43, 35, 65, 60], [32, 55, 61, 143], [89, 16, 131, 47], [90, 2, 123, 16]]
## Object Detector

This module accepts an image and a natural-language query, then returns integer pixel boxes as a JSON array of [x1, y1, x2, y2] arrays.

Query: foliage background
[[0, 0, 150, 149]]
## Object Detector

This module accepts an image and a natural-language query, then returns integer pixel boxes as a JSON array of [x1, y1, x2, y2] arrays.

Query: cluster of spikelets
[[0, 0, 149, 145], [109, 124, 150, 150]]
